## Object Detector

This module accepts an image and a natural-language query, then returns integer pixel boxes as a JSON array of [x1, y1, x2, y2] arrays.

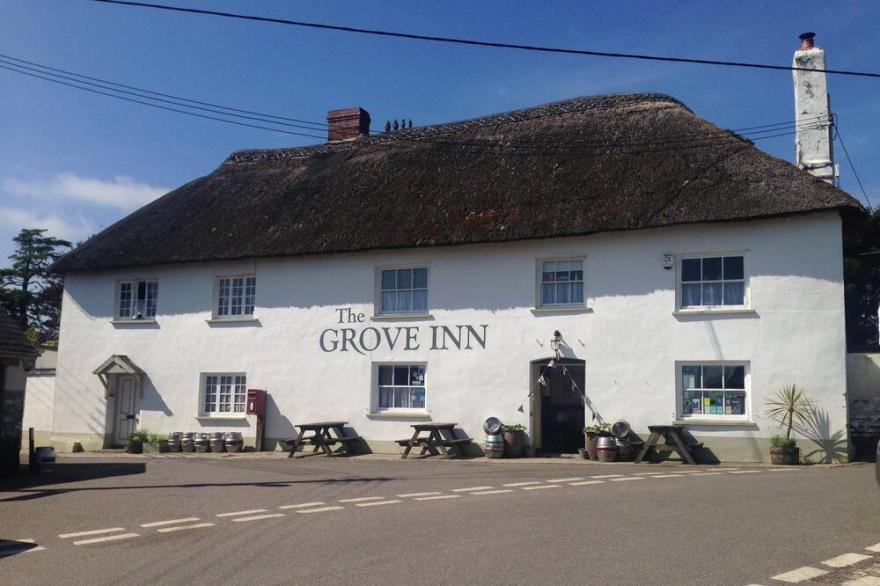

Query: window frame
[[212, 274, 257, 320], [375, 264, 430, 317], [114, 278, 159, 322], [675, 252, 750, 312], [535, 256, 587, 309], [199, 372, 248, 417], [372, 362, 428, 413], [675, 361, 751, 422]]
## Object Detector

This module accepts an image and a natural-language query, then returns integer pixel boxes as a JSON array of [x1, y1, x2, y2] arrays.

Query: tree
[[843, 208, 880, 351], [0, 229, 72, 345]]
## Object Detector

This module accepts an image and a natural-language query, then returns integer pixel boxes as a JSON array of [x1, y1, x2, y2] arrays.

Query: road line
[[768, 468, 799, 472], [649, 474, 686, 479], [231, 513, 286, 523], [59, 527, 125, 539], [633, 472, 665, 476], [338, 496, 385, 503], [472, 489, 514, 495], [728, 470, 761, 474], [356, 500, 402, 508], [610, 477, 645, 482], [451, 486, 494, 492], [216, 509, 268, 518], [688, 472, 724, 476], [521, 484, 562, 491], [720, 468, 741, 471], [821, 552, 872, 567], [279, 501, 326, 510], [590, 474, 624, 479], [72, 533, 140, 546], [502, 481, 542, 487], [397, 492, 442, 498], [140, 517, 201, 528], [547, 477, 584, 483], [770, 566, 828, 583], [157, 522, 215, 533], [865, 542, 880, 553], [297, 506, 344, 514], [415, 495, 461, 501], [570, 480, 606, 486]]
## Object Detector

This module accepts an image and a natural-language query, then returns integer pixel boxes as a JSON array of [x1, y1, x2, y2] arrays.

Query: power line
[[90, 0, 880, 79], [834, 118, 873, 208]]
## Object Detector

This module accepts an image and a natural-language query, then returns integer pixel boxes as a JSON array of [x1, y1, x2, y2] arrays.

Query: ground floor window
[[202, 374, 247, 415], [376, 364, 426, 410], [679, 363, 747, 418]]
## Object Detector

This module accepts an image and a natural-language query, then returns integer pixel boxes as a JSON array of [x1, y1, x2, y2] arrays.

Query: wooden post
[[28, 427, 37, 474]]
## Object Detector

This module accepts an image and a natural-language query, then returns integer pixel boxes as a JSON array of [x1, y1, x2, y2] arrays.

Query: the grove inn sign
[[320, 307, 488, 355]]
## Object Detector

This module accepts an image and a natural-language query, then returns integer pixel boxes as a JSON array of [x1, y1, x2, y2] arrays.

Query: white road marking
[[157, 522, 215, 533], [821, 552, 872, 568], [140, 517, 201, 528], [502, 481, 542, 487], [59, 527, 125, 539], [547, 477, 584, 483], [216, 509, 268, 518], [720, 468, 740, 471], [72, 533, 140, 546], [865, 542, 880, 553], [590, 474, 624, 479], [231, 513, 286, 523], [648, 474, 686, 479], [768, 468, 800, 472], [356, 500, 402, 508], [451, 486, 494, 492], [688, 472, 724, 476], [415, 495, 461, 501], [296, 506, 344, 514], [633, 472, 665, 476], [338, 496, 385, 503], [770, 566, 828, 583], [569, 480, 606, 486], [397, 492, 442, 498], [728, 470, 761, 475], [521, 484, 562, 491], [472, 489, 514, 495], [279, 501, 326, 510], [610, 477, 645, 482]]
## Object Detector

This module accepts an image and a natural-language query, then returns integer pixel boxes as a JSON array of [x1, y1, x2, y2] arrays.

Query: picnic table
[[634, 424, 702, 465], [397, 423, 472, 459], [286, 421, 361, 458]]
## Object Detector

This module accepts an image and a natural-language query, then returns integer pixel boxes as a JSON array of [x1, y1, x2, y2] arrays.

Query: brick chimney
[[793, 32, 835, 184], [326, 107, 371, 143]]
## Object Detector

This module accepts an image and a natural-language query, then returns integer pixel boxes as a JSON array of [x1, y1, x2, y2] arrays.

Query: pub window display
[[680, 363, 747, 417]]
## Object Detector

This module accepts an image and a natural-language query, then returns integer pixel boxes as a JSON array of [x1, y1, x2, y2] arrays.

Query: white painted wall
[[23, 373, 55, 439], [52, 212, 848, 460]]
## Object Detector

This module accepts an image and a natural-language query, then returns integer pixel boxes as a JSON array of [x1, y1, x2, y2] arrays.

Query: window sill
[[195, 415, 250, 422], [206, 317, 260, 325], [531, 306, 592, 316], [365, 410, 432, 420], [673, 308, 756, 317], [673, 419, 755, 427], [371, 313, 434, 322], [112, 319, 158, 327]]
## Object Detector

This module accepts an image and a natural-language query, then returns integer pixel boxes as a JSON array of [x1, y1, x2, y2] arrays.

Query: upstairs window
[[216, 276, 256, 318], [117, 280, 158, 320], [680, 255, 746, 309], [202, 374, 247, 415], [540, 259, 584, 307], [376, 364, 426, 410], [380, 267, 428, 314]]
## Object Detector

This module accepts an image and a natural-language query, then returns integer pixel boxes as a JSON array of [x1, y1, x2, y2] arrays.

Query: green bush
[[770, 435, 797, 448], [503, 424, 526, 432], [583, 422, 611, 436], [128, 429, 149, 442]]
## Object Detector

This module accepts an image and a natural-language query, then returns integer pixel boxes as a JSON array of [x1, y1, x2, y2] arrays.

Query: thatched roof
[[0, 310, 37, 362], [54, 93, 861, 272]]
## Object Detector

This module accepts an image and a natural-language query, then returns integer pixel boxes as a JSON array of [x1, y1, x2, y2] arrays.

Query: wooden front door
[[113, 376, 138, 445]]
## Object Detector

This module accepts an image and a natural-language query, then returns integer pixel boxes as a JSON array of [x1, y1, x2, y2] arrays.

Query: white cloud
[[0, 207, 93, 243], [4, 173, 168, 211]]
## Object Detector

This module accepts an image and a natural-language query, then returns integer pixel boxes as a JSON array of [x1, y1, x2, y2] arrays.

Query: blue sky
[[1, 1, 878, 262]]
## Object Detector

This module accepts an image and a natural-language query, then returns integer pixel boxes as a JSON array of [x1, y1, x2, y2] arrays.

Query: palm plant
[[765, 384, 813, 443]]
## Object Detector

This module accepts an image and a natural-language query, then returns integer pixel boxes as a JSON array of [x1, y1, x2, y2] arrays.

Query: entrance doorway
[[112, 375, 138, 446], [531, 358, 585, 454]]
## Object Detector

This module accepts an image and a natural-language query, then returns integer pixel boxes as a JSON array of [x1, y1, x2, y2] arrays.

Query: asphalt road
[[0, 455, 878, 585]]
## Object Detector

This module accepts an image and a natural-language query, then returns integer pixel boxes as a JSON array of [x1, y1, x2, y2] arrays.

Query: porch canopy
[[93, 355, 144, 398]]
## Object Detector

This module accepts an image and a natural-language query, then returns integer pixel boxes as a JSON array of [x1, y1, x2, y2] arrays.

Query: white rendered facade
[[50, 211, 848, 462]]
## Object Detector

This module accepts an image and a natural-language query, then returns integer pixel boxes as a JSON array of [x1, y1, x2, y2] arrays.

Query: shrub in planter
[[126, 429, 148, 454], [502, 424, 527, 458], [143, 434, 169, 454], [583, 422, 611, 460], [769, 436, 799, 465], [764, 384, 813, 465]]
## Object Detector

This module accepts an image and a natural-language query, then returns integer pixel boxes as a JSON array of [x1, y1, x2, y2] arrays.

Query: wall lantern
[[550, 330, 562, 352]]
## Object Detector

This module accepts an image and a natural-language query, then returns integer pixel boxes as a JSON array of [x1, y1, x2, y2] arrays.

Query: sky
[[1, 1, 878, 262]]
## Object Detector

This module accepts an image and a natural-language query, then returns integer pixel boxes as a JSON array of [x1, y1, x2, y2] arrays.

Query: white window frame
[[536, 257, 586, 309], [372, 363, 427, 413], [375, 265, 430, 317], [676, 252, 749, 312], [213, 274, 257, 320], [675, 361, 750, 422], [200, 373, 247, 417], [114, 278, 159, 322]]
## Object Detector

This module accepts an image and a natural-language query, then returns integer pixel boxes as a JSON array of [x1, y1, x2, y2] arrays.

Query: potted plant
[[583, 422, 611, 460], [143, 433, 169, 454], [765, 384, 813, 465], [126, 429, 147, 454], [502, 424, 527, 458]]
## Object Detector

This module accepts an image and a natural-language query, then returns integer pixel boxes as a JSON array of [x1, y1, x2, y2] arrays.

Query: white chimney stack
[[793, 32, 835, 184]]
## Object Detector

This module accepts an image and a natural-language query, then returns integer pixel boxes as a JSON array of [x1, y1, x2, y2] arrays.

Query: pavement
[[0, 454, 878, 585]]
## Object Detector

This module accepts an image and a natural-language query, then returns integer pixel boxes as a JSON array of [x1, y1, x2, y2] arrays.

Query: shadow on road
[[0, 539, 39, 558]]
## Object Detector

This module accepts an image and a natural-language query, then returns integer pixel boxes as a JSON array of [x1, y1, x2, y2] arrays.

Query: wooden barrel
[[596, 435, 618, 462], [484, 434, 504, 459]]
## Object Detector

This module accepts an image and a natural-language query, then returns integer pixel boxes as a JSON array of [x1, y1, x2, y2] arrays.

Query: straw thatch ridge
[[54, 92, 861, 272]]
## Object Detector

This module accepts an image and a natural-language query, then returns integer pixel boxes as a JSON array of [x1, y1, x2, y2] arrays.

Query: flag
[[517, 404, 524, 413], [537, 374, 547, 387], [547, 360, 555, 368]]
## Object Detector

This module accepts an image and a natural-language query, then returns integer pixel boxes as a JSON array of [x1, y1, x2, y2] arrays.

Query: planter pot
[[586, 434, 599, 460], [126, 440, 143, 454], [503, 430, 527, 458], [769, 446, 800, 465], [143, 442, 169, 454], [577, 447, 588, 460]]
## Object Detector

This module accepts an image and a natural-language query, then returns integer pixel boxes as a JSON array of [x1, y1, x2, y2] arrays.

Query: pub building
[[44, 55, 860, 460]]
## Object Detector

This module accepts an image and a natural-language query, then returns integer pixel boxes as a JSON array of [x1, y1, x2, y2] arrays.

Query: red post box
[[246, 389, 266, 417]]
